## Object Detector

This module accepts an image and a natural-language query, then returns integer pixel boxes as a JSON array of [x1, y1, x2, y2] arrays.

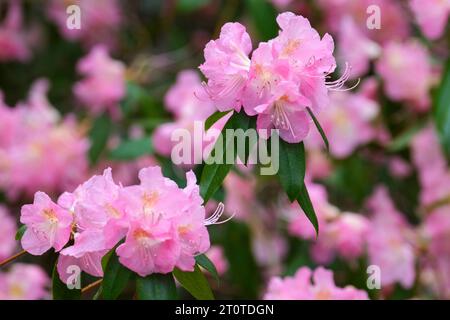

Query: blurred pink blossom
[[0, 205, 16, 261], [410, 0, 450, 40], [376, 41, 433, 111], [366, 186, 416, 289], [0, 80, 89, 199], [411, 125, 450, 206], [0, 0, 30, 62], [306, 79, 379, 158], [206, 246, 228, 275], [74, 45, 126, 118], [264, 266, 368, 299], [0, 264, 49, 300], [47, 0, 122, 49]]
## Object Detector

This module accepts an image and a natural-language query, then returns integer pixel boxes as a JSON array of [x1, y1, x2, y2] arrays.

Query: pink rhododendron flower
[[0, 205, 16, 261], [0, 80, 89, 198], [19, 165, 215, 282], [306, 80, 379, 158], [0, 264, 49, 300], [20, 192, 73, 255], [410, 0, 450, 40], [205, 246, 228, 275], [116, 168, 210, 276], [199, 22, 252, 112], [203, 12, 350, 144], [57, 250, 107, 284], [0, 0, 30, 62], [366, 187, 416, 288], [264, 266, 368, 300], [74, 45, 126, 118], [46, 0, 122, 49], [254, 81, 311, 143], [376, 41, 433, 111]]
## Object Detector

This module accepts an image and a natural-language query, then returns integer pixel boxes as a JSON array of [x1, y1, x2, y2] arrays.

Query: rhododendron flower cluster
[[20, 166, 213, 280], [74, 45, 126, 119], [200, 12, 351, 143], [0, 80, 89, 198], [264, 267, 368, 300], [0, 264, 49, 300]]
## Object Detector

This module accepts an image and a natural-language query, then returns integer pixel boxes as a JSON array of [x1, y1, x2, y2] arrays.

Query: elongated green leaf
[[52, 264, 81, 300], [200, 111, 256, 202], [277, 139, 306, 201], [306, 107, 329, 151], [204, 110, 232, 131], [136, 273, 177, 300], [297, 184, 319, 235], [200, 115, 235, 202], [109, 137, 153, 161], [195, 254, 219, 283], [433, 58, 450, 157], [15, 225, 26, 241], [173, 265, 214, 300], [89, 114, 112, 164], [102, 252, 133, 300]]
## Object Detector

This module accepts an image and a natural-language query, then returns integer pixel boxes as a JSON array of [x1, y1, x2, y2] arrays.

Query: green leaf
[[15, 225, 26, 241], [173, 264, 214, 300], [306, 107, 329, 151], [200, 110, 256, 202], [221, 222, 260, 298], [245, 0, 278, 41], [102, 252, 133, 300], [136, 273, 178, 300], [88, 114, 112, 164], [204, 110, 232, 131], [195, 254, 219, 283], [277, 139, 306, 201], [433, 58, 450, 157], [109, 137, 153, 161], [297, 184, 319, 235], [52, 264, 81, 300], [200, 115, 235, 202]]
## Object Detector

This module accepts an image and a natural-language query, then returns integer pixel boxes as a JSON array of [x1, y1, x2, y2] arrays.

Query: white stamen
[[204, 202, 235, 226]]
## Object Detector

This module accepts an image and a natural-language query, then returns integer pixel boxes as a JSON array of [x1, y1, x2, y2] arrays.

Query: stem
[[0, 250, 27, 267], [81, 279, 103, 294]]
